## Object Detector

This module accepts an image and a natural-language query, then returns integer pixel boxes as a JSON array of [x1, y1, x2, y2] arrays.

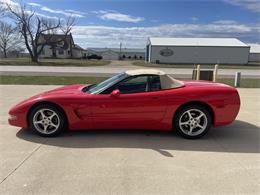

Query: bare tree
[[0, 3, 7, 17], [0, 21, 22, 58], [6, 3, 75, 62]]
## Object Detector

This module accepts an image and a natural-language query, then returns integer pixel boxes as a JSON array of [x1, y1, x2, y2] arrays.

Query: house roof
[[148, 37, 249, 47], [249, 44, 260, 53], [41, 33, 73, 43], [73, 44, 86, 51]]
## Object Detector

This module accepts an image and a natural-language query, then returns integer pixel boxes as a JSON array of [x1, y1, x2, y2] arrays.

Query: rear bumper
[[213, 90, 240, 127]]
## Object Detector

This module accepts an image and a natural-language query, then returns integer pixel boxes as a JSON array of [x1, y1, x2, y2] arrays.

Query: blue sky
[[1, 0, 260, 48]]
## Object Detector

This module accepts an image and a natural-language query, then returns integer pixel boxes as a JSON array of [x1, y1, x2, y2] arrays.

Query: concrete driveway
[[0, 85, 259, 194]]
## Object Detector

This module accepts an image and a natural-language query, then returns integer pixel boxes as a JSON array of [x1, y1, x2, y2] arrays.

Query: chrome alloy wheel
[[33, 108, 60, 135], [179, 109, 208, 136]]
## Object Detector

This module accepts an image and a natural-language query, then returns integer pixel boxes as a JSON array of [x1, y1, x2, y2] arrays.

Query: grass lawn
[[0, 75, 259, 88], [0, 76, 107, 85], [217, 78, 260, 88], [0, 58, 110, 66], [132, 60, 260, 70]]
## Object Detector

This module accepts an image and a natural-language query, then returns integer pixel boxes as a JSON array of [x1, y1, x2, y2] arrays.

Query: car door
[[90, 75, 168, 130]]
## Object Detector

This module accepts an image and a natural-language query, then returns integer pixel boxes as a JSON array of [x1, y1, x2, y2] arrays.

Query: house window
[[68, 50, 70, 55], [58, 49, 64, 55], [57, 40, 64, 47]]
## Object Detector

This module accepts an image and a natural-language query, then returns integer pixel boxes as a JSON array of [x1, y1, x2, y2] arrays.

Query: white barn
[[249, 44, 260, 62], [146, 38, 250, 64]]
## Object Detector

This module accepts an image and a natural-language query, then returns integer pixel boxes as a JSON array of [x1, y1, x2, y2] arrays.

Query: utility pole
[[119, 42, 122, 60]]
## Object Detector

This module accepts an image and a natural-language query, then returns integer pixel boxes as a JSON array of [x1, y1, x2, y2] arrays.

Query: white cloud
[[213, 20, 238, 25], [28, 1, 86, 18], [34, 12, 59, 20], [71, 21, 259, 48], [28, 2, 41, 7], [41, 6, 85, 18], [1, 0, 85, 18], [224, 0, 260, 13], [0, 0, 58, 20], [95, 10, 144, 23], [65, 9, 86, 16]]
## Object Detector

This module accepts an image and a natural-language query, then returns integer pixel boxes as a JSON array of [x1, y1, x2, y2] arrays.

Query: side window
[[149, 75, 161, 91], [117, 76, 149, 94], [102, 76, 149, 94]]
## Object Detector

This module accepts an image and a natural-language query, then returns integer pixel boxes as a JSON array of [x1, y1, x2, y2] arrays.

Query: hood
[[9, 84, 87, 113], [17, 84, 85, 106], [40, 84, 86, 96]]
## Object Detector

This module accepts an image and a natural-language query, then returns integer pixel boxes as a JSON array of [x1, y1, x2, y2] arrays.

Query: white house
[[39, 33, 87, 59]]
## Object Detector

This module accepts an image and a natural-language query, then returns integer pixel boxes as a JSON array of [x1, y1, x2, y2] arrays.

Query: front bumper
[[8, 112, 28, 128]]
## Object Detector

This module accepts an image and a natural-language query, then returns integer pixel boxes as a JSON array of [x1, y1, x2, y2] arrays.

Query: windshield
[[87, 72, 128, 94]]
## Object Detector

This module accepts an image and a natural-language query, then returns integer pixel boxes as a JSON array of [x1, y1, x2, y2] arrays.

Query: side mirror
[[110, 89, 120, 97]]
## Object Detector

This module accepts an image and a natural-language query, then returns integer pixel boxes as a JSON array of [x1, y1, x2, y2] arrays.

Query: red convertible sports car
[[9, 69, 240, 139]]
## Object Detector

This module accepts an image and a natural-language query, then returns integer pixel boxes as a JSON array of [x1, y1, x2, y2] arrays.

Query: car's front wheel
[[29, 104, 67, 137], [174, 105, 211, 139]]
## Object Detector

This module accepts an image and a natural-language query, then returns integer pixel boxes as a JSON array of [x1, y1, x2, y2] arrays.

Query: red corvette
[[8, 69, 240, 139]]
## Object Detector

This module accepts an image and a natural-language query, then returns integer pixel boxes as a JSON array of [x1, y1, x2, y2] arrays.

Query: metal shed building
[[249, 44, 260, 62], [146, 38, 250, 64]]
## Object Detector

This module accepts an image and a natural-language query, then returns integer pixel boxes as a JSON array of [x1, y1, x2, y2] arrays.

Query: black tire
[[173, 105, 212, 139], [28, 103, 67, 137]]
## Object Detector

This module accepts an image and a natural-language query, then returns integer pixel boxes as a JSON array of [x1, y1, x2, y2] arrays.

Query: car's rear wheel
[[29, 104, 67, 137], [174, 105, 211, 139]]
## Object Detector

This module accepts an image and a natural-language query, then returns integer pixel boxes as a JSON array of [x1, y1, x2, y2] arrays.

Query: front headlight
[[8, 114, 17, 120]]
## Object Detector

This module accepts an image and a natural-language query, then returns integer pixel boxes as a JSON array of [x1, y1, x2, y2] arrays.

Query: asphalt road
[[1, 63, 260, 78], [0, 85, 259, 194]]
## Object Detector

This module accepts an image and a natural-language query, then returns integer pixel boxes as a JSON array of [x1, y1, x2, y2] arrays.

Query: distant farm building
[[87, 48, 145, 60], [249, 44, 260, 62], [146, 38, 250, 64]]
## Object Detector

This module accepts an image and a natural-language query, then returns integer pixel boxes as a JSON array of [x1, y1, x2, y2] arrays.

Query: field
[[0, 58, 110, 66], [0, 76, 106, 85], [0, 75, 259, 88]]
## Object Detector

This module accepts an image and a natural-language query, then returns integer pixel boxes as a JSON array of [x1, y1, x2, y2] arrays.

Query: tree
[[6, 3, 75, 62], [0, 21, 22, 58], [0, 3, 7, 17]]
